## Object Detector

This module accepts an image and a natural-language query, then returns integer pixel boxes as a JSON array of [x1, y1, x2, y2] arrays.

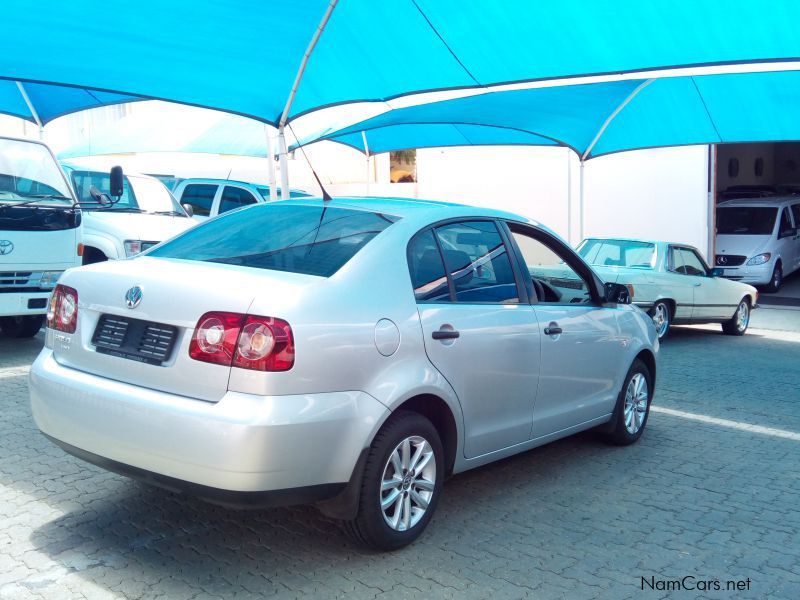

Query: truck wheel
[[344, 411, 444, 551], [0, 315, 45, 338]]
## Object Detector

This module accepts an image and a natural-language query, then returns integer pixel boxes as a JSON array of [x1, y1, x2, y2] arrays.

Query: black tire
[[0, 315, 45, 338], [344, 411, 444, 551], [722, 298, 751, 336], [604, 359, 653, 446], [764, 262, 782, 293], [648, 301, 671, 340]]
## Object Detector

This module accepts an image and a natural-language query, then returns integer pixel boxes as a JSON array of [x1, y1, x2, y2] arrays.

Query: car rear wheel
[[604, 359, 652, 446], [649, 301, 671, 340], [765, 262, 782, 293], [344, 411, 444, 551], [0, 315, 45, 338], [722, 299, 750, 336]]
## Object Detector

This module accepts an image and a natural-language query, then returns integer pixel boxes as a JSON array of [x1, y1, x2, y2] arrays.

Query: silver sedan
[[30, 197, 658, 550]]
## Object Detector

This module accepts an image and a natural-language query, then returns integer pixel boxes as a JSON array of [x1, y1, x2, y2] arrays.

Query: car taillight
[[189, 312, 294, 371], [47, 284, 79, 333]]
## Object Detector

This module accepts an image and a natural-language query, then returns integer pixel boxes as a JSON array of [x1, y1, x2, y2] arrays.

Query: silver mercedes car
[[30, 197, 658, 550]]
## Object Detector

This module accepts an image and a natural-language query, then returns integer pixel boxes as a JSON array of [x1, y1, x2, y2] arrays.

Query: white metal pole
[[362, 131, 370, 195], [277, 0, 339, 199], [278, 128, 290, 200], [265, 126, 278, 201], [707, 144, 717, 261], [16, 81, 44, 139], [579, 160, 586, 242], [566, 148, 572, 245]]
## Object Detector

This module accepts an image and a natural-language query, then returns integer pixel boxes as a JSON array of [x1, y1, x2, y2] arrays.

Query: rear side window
[[180, 184, 216, 217], [433, 221, 519, 304], [408, 230, 449, 302], [149, 204, 398, 277], [220, 186, 258, 214]]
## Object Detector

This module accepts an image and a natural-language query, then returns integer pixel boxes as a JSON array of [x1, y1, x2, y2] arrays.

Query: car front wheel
[[765, 262, 782, 293], [344, 411, 444, 551], [604, 359, 652, 446], [649, 301, 671, 340], [722, 299, 750, 336]]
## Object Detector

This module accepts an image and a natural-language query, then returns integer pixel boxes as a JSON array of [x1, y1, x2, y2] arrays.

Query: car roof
[[717, 196, 799, 207], [179, 178, 263, 186], [269, 196, 544, 229]]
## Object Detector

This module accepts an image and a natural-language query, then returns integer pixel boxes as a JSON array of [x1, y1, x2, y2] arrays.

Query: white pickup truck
[[0, 137, 82, 338], [61, 163, 195, 263]]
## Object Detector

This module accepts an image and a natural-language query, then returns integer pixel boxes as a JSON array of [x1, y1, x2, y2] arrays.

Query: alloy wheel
[[623, 373, 649, 434], [652, 303, 669, 338], [380, 435, 436, 531], [736, 301, 750, 332]]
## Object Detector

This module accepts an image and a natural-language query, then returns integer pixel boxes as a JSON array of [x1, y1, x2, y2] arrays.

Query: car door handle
[[432, 329, 460, 340], [544, 323, 562, 336], [694, 282, 702, 287]]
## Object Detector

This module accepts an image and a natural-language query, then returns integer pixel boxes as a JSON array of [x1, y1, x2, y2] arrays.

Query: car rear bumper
[[30, 348, 389, 501]]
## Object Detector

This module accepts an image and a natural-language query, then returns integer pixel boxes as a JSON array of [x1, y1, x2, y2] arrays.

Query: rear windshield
[[717, 206, 777, 235], [148, 203, 399, 277]]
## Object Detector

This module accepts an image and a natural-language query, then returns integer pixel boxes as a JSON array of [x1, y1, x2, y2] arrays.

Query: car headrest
[[443, 249, 474, 284]]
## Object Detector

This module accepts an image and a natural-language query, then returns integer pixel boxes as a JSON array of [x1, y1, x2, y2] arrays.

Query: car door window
[[511, 230, 592, 303], [678, 248, 707, 276], [180, 184, 216, 217], [791, 204, 800, 227], [668, 247, 686, 274], [220, 186, 258, 214], [779, 207, 794, 237], [407, 229, 450, 302], [432, 221, 519, 304]]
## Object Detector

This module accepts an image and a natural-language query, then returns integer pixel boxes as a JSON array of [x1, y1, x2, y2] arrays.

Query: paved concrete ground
[[1, 313, 799, 599]]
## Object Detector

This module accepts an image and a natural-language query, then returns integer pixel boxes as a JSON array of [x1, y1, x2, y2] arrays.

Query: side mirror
[[604, 282, 631, 304], [181, 203, 194, 217], [109, 166, 124, 198], [709, 267, 724, 277]]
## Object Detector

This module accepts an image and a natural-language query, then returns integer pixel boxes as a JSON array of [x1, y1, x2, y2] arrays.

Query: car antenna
[[287, 122, 332, 202], [225, 168, 233, 181]]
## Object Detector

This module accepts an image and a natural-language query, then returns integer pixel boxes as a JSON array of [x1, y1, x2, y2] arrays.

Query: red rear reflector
[[47, 284, 79, 333], [189, 312, 294, 371]]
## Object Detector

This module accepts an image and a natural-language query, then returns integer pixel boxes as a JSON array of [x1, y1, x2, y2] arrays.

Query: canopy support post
[[362, 131, 371, 195], [265, 126, 278, 202], [566, 148, 572, 244], [579, 160, 585, 241], [277, 0, 340, 199], [16, 81, 44, 140]]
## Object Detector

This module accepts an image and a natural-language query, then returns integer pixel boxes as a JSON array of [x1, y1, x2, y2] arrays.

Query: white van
[[61, 164, 195, 264], [0, 137, 82, 337], [715, 197, 800, 292], [172, 178, 310, 221]]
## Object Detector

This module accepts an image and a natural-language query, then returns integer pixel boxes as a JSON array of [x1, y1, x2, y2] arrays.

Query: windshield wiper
[[0, 195, 73, 212], [151, 210, 187, 216], [100, 206, 145, 213]]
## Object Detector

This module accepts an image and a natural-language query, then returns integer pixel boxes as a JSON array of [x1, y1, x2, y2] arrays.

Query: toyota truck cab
[[61, 163, 195, 264], [0, 137, 82, 338]]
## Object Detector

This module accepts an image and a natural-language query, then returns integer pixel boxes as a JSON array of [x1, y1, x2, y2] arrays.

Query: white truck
[[0, 137, 82, 338], [61, 163, 195, 263]]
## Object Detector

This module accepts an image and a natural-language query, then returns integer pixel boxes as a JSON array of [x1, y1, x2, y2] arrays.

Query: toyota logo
[[717, 255, 728, 265], [0, 240, 14, 255], [124, 285, 143, 309]]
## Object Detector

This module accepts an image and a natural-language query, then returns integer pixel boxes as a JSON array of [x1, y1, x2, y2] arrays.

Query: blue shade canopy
[[0, 80, 140, 125], [296, 70, 800, 159], [3, 1, 800, 125]]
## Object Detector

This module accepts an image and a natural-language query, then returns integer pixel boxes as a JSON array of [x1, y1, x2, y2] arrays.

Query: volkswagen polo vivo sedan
[[30, 198, 658, 550]]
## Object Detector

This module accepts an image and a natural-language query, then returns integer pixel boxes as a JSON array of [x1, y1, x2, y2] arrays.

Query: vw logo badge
[[717, 255, 728, 265], [125, 285, 143, 309], [0, 240, 14, 255]]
